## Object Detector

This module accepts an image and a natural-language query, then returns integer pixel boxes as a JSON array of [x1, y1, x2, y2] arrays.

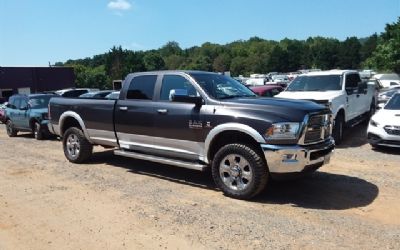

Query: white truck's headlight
[[265, 122, 300, 140]]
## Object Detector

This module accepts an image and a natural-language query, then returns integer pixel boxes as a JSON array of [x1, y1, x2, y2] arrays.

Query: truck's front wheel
[[333, 114, 344, 145], [63, 127, 93, 163], [212, 144, 268, 200]]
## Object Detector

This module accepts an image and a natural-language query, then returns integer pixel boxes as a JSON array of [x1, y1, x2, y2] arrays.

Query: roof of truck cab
[[126, 70, 220, 77], [303, 70, 358, 76]]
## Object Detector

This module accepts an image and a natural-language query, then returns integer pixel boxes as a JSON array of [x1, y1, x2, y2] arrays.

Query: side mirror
[[170, 89, 203, 106], [20, 105, 28, 111], [345, 88, 355, 95], [377, 103, 385, 110]]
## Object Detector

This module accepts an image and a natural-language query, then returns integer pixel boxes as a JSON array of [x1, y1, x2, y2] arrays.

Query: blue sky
[[0, 0, 399, 66]]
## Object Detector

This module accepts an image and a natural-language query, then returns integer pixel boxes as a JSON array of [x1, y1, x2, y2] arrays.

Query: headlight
[[369, 119, 379, 127], [265, 122, 300, 140]]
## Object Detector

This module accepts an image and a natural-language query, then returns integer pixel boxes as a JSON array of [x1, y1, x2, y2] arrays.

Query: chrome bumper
[[262, 138, 334, 174], [47, 123, 56, 135]]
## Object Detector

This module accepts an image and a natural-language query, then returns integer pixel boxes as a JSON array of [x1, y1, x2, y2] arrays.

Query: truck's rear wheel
[[63, 127, 93, 163], [211, 144, 268, 200], [6, 120, 17, 137], [33, 122, 44, 140]]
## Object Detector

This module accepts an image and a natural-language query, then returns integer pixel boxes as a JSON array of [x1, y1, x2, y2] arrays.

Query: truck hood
[[276, 91, 342, 101], [372, 109, 400, 126], [220, 97, 328, 122]]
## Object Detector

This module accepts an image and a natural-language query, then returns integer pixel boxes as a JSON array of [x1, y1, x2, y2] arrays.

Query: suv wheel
[[33, 122, 44, 140], [63, 127, 93, 163], [212, 144, 268, 200], [6, 120, 17, 137]]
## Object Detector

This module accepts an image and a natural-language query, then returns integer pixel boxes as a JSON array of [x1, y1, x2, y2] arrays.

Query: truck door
[[344, 73, 359, 121], [114, 74, 158, 151], [19, 97, 31, 129], [152, 74, 210, 161]]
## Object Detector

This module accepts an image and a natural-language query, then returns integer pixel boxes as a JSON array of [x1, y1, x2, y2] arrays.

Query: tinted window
[[345, 74, 360, 88], [127, 75, 157, 100], [160, 75, 198, 101]]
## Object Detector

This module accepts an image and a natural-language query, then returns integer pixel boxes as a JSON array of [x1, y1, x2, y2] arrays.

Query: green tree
[[365, 18, 400, 73], [143, 51, 165, 71], [337, 37, 361, 69]]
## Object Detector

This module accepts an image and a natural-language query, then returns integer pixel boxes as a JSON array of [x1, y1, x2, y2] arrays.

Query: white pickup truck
[[276, 70, 376, 144]]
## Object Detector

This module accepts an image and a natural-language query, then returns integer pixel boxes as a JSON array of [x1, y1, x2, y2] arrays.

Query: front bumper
[[367, 124, 400, 148], [262, 138, 334, 174]]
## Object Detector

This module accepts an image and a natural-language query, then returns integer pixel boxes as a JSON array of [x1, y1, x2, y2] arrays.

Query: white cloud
[[107, 0, 132, 11]]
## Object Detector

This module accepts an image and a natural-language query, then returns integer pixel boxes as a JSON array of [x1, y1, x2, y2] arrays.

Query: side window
[[345, 74, 359, 89], [13, 97, 21, 110], [20, 98, 28, 109], [8, 96, 16, 109], [126, 75, 157, 100], [160, 75, 198, 101]]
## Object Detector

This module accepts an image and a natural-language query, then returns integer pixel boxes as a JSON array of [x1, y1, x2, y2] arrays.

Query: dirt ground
[[0, 123, 399, 249]]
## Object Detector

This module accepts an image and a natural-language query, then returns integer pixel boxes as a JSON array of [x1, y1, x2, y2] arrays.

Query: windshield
[[29, 95, 54, 109], [286, 75, 342, 91], [385, 93, 400, 110], [189, 73, 257, 99]]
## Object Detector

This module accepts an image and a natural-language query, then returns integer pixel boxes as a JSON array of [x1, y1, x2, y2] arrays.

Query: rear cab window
[[126, 75, 158, 100]]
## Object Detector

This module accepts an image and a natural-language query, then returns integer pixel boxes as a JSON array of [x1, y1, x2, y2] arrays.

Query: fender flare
[[204, 122, 265, 162], [59, 111, 92, 142]]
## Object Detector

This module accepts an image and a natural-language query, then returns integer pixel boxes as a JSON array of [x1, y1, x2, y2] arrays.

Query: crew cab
[[49, 71, 334, 200], [5, 93, 56, 140], [276, 70, 376, 144]]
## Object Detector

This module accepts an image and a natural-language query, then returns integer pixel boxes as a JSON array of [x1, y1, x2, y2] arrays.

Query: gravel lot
[[0, 123, 399, 249]]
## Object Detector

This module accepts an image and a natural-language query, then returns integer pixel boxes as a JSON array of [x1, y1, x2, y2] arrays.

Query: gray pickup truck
[[49, 70, 334, 199]]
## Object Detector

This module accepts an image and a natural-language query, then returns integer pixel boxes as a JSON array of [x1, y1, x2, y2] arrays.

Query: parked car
[[79, 90, 114, 99], [368, 91, 400, 148], [49, 70, 334, 200], [55, 88, 99, 98], [105, 91, 120, 100], [4, 93, 56, 140], [372, 74, 400, 88], [276, 70, 376, 144], [0, 102, 7, 123], [250, 85, 284, 97]]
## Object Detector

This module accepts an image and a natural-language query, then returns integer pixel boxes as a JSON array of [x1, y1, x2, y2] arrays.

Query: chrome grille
[[301, 114, 332, 145]]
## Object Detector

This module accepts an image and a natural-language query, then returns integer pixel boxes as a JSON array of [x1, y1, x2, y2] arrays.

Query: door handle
[[119, 106, 128, 111], [157, 109, 168, 114]]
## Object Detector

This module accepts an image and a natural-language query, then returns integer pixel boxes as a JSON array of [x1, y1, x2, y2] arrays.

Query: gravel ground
[[0, 123, 399, 249]]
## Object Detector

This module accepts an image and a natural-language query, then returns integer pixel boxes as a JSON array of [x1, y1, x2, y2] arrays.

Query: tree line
[[55, 18, 400, 89]]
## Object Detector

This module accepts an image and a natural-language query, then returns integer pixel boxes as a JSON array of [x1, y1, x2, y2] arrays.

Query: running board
[[114, 150, 208, 171]]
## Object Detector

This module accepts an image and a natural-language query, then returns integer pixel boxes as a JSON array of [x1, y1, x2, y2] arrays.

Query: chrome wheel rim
[[66, 134, 80, 158], [219, 154, 253, 191]]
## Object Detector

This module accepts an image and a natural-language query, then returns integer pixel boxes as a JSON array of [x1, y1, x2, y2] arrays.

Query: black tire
[[368, 101, 376, 119], [6, 120, 17, 137], [33, 122, 44, 140], [211, 143, 268, 200], [333, 114, 344, 145], [63, 127, 93, 163]]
